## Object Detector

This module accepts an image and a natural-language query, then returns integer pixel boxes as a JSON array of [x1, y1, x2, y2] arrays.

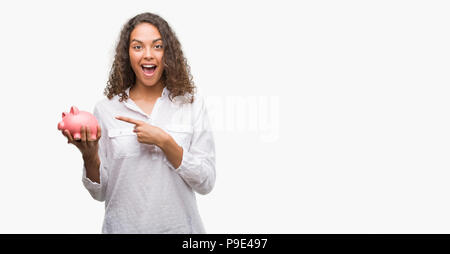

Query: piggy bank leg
[[73, 132, 81, 140]]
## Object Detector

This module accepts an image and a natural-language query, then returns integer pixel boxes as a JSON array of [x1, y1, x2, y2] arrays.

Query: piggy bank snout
[[58, 121, 64, 130]]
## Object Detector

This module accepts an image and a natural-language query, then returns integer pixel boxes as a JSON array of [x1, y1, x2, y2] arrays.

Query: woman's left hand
[[115, 116, 168, 147]]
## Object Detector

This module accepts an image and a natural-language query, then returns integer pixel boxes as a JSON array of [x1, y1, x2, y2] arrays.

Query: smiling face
[[129, 22, 165, 88]]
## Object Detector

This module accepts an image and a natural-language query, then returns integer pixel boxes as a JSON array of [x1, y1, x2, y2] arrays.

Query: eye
[[133, 45, 142, 50], [155, 45, 163, 49]]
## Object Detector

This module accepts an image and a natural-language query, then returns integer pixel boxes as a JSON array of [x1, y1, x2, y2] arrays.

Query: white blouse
[[82, 86, 216, 234]]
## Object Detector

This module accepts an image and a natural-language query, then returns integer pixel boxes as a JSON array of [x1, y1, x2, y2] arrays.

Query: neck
[[130, 81, 164, 101]]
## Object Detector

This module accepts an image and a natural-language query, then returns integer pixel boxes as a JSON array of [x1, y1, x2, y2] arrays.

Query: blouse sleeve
[[81, 104, 109, 201], [166, 96, 216, 195]]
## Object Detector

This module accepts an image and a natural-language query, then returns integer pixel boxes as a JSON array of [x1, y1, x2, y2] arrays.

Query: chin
[[141, 78, 162, 87]]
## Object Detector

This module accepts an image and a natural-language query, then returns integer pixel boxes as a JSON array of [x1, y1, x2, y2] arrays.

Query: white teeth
[[142, 64, 155, 68]]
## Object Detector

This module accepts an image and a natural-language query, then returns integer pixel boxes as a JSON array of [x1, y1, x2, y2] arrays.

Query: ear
[[62, 112, 68, 118], [70, 106, 79, 115]]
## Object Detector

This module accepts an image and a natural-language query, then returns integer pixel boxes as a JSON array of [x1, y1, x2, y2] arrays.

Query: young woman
[[61, 12, 216, 234]]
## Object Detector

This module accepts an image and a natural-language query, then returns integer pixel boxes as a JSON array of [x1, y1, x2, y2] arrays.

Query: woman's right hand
[[61, 125, 101, 160]]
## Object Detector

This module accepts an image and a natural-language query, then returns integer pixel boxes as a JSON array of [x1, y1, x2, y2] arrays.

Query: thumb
[[97, 124, 102, 140]]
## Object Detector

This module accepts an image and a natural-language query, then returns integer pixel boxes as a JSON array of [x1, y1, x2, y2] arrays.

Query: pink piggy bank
[[58, 106, 98, 140]]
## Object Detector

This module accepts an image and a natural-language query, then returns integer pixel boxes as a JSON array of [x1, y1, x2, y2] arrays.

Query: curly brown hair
[[104, 12, 196, 103]]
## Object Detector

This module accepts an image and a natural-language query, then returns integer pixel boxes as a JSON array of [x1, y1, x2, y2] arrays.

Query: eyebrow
[[131, 38, 162, 44]]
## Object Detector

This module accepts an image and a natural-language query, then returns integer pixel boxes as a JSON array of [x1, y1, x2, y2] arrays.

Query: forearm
[[159, 132, 216, 195], [159, 133, 183, 170], [83, 154, 100, 183]]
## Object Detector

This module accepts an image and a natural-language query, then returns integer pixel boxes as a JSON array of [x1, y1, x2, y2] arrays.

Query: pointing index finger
[[115, 116, 143, 125]]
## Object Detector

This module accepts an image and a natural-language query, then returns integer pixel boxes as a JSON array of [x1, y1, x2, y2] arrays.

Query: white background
[[0, 0, 449, 233]]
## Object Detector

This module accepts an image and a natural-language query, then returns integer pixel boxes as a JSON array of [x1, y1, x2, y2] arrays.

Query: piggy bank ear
[[70, 106, 79, 115], [62, 112, 68, 118]]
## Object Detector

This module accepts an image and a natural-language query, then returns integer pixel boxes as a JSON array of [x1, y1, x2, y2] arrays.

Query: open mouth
[[141, 64, 157, 76]]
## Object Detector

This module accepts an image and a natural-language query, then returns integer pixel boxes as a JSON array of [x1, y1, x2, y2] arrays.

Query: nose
[[144, 47, 154, 60]]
